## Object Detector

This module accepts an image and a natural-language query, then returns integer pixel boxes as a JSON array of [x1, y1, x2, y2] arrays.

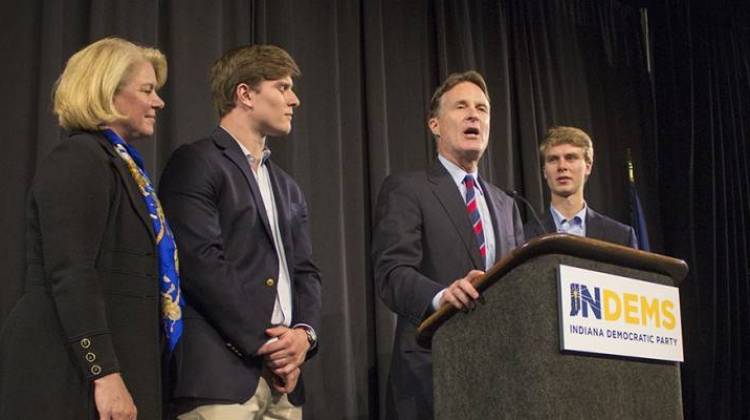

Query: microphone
[[504, 189, 549, 235]]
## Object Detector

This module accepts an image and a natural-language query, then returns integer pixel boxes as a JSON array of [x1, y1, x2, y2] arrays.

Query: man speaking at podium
[[372, 71, 524, 420], [524, 126, 638, 248]]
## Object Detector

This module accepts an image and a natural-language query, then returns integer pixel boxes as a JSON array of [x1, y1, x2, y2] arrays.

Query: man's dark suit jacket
[[159, 127, 322, 410], [372, 161, 525, 420], [524, 207, 638, 248]]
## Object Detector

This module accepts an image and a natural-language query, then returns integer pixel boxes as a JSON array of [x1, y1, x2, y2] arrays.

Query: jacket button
[[80, 338, 91, 349], [91, 364, 102, 375], [85, 352, 96, 363], [265, 278, 275, 287]]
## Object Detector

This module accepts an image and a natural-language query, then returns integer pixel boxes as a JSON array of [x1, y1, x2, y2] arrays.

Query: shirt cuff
[[432, 289, 447, 311]]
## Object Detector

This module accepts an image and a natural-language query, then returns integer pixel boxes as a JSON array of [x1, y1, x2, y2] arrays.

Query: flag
[[627, 150, 651, 251]]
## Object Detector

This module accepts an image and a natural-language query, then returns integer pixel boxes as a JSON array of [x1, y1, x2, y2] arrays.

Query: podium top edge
[[416, 233, 688, 348]]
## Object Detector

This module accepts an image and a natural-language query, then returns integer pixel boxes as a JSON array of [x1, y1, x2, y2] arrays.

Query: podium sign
[[558, 265, 684, 362]]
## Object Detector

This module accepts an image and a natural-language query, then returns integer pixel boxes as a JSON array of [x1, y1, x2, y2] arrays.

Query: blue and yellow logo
[[569, 283, 676, 330]]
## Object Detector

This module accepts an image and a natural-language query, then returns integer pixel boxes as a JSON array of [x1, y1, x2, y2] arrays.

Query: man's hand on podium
[[439, 270, 485, 312]]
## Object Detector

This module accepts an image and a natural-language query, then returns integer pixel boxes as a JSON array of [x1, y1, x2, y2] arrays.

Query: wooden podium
[[417, 234, 688, 419]]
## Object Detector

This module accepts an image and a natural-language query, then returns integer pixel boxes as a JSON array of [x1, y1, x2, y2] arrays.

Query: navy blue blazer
[[372, 161, 525, 420], [524, 207, 638, 249], [159, 127, 322, 408]]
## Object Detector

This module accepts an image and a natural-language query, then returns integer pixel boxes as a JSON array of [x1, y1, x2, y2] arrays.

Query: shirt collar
[[438, 154, 483, 195], [550, 202, 587, 227], [221, 125, 272, 165]]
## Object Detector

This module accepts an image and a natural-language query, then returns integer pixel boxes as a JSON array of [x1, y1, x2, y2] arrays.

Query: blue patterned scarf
[[102, 129, 183, 351]]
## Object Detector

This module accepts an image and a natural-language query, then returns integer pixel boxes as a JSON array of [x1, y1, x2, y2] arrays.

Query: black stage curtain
[[649, 1, 750, 418], [0, 1, 746, 419]]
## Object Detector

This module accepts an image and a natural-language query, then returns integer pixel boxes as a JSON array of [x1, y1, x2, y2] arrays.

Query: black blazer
[[0, 131, 163, 419], [159, 127, 322, 408], [524, 207, 638, 248], [372, 161, 525, 420]]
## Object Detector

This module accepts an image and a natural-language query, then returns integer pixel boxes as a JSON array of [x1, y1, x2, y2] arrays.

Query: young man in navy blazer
[[159, 45, 321, 420], [372, 71, 525, 420], [524, 126, 638, 248]]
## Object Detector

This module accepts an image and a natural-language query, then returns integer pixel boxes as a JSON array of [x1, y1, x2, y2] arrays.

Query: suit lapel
[[544, 212, 557, 235], [212, 128, 275, 244], [428, 162, 483, 269], [94, 133, 155, 243], [585, 207, 604, 241]]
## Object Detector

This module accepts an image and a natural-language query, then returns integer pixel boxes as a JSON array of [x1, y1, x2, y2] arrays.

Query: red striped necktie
[[463, 175, 487, 265]]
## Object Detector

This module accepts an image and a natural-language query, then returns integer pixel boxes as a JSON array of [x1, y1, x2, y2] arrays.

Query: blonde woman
[[0, 37, 182, 420]]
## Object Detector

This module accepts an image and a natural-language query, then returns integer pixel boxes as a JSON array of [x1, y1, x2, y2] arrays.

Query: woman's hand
[[93, 373, 137, 420]]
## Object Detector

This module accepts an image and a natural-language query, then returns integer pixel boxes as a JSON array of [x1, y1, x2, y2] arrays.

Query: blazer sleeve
[[34, 139, 121, 381], [159, 145, 273, 357], [288, 195, 323, 356], [372, 175, 444, 326]]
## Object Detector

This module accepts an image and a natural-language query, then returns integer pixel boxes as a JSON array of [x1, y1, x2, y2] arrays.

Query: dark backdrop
[[648, 1, 750, 418], [0, 0, 747, 419]]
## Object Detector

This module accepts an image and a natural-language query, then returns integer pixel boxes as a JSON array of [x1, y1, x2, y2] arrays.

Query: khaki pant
[[177, 377, 302, 420]]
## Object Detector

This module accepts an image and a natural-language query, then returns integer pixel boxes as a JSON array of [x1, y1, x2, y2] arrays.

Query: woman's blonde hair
[[53, 37, 167, 130]]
